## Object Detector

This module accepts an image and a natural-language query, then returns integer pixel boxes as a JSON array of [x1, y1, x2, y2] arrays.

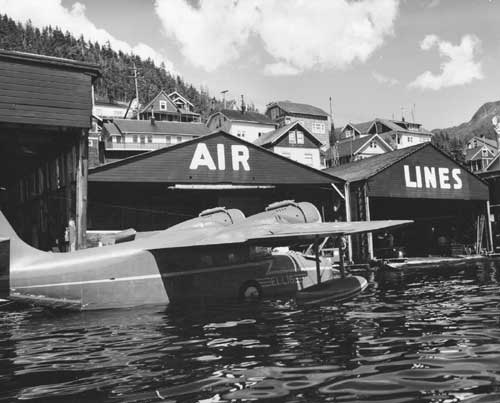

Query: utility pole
[[129, 62, 141, 120], [221, 90, 228, 109]]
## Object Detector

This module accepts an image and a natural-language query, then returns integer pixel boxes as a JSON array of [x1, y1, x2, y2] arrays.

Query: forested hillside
[[0, 14, 237, 120]]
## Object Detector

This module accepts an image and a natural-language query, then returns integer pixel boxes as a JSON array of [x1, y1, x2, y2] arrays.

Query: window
[[312, 122, 325, 134], [289, 132, 296, 144], [296, 131, 304, 144], [370, 141, 376, 148], [140, 135, 146, 144], [166, 135, 171, 144], [159, 100, 167, 111], [408, 136, 413, 143], [344, 129, 353, 138], [397, 135, 401, 145], [133, 135, 138, 143], [148, 135, 153, 143], [116, 136, 122, 143], [237, 131, 245, 138], [177, 136, 183, 143]]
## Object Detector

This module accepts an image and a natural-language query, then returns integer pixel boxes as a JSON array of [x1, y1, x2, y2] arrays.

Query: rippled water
[[1, 264, 500, 402]]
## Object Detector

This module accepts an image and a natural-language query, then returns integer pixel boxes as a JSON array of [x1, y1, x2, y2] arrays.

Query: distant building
[[102, 119, 210, 162], [139, 90, 200, 122], [338, 118, 433, 150], [464, 136, 498, 172], [206, 109, 277, 142], [254, 121, 323, 169], [265, 101, 331, 147], [333, 134, 393, 165]]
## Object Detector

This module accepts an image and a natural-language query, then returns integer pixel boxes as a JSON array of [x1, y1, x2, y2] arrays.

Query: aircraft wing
[[145, 219, 412, 250]]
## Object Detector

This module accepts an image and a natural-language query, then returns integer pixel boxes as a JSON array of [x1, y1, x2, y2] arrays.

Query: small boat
[[296, 275, 368, 306]]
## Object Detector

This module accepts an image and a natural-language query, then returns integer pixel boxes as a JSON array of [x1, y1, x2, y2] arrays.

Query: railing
[[105, 142, 171, 151]]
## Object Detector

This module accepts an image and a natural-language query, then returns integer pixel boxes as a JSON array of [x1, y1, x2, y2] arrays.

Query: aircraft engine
[[169, 207, 246, 231], [245, 200, 322, 224]]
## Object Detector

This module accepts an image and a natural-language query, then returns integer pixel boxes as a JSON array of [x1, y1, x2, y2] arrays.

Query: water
[[1, 265, 500, 402]]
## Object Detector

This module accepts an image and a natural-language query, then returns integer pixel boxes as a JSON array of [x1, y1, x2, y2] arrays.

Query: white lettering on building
[[189, 143, 250, 171], [403, 165, 462, 190]]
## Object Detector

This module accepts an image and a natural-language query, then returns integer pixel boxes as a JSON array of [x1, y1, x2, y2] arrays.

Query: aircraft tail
[[0, 210, 46, 268]]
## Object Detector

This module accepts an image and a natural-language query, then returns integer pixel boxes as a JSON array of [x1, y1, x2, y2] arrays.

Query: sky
[[1, 0, 499, 129]]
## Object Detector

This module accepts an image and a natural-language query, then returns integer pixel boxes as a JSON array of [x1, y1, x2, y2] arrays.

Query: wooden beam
[[344, 182, 352, 261], [76, 129, 88, 249], [486, 200, 494, 253], [364, 183, 374, 260]]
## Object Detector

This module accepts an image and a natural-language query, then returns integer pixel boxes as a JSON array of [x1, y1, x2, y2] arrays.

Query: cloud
[[372, 71, 399, 86], [263, 62, 301, 76], [409, 34, 483, 90], [0, 0, 175, 72], [154, 0, 399, 74]]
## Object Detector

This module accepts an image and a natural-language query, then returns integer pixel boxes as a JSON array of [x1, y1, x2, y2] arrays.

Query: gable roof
[[140, 90, 178, 114], [468, 136, 498, 149], [344, 121, 373, 134], [105, 119, 211, 136], [254, 121, 321, 147], [168, 91, 194, 107], [464, 145, 494, 161], [375, 118, 433, 135], [267, 101, 329, 117], [335, 134, 392, 157], [324, 143, 428, 182], [89, 131, 343, 185], [216, 109, 276, 125]]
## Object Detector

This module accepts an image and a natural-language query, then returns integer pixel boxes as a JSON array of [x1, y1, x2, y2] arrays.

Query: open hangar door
[[370, 197, 486, 257]]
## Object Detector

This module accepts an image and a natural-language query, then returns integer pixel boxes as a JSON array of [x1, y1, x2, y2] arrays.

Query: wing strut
[[314, 236, 321, 285]]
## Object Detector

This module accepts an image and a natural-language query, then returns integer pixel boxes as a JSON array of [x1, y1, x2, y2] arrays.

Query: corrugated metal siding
[[0, 59, 92, 128], [90, 132, 340, 185]]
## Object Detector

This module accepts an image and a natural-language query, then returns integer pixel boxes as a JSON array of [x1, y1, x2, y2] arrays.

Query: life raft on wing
[[296, 275, 368, 306]]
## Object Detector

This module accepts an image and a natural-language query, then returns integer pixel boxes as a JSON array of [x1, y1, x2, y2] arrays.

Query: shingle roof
[[324, 143, 427, 182], [269, 101, 329, 117], [103, 122, 121, 136], [347, 121, 373, 134], [335, 134, 379, 157], [220, 109, 276, 125], [253, 121, 321, 147], [108, 119, 211, 136], [376, 118, 433, 135], [471, 136, 498, 149], [465, 146, 484, 161]]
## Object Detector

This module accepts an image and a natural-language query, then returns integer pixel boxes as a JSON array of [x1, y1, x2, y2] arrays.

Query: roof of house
[[218, 109, 276, 125], [469, 136, 498, 149], [267, 101, 329, 117], [105, 119, 211, 136], [168, 91, 194, 107], [345, 121, 373, 134], [103, 122, 121, 136], [254, 121, 321, 147], [464, 146, 490, 161], [375, 118, 433, 135], [335, 134, 392, 157], [324, 143, 428, 182]]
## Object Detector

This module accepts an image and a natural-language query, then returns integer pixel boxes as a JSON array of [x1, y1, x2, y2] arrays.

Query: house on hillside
[[464, 136, 498, 172], [265, 101, 331, 148], [254, 121, 323, 169], [102, 118, 210, 162], [206, 109, 277, 142], [337, 118, 433, 150], [139, 90, 200, 122], [333, 134, 393, 165]]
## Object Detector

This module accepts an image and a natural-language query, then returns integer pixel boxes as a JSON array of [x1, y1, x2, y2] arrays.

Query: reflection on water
[[0, 265, 499, 402]]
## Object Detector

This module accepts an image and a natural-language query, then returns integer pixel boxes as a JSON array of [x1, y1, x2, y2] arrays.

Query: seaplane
[[0, 201, 411, 310]]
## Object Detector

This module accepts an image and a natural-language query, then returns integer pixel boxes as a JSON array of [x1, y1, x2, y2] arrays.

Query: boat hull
[[296, 276, 368, 306]]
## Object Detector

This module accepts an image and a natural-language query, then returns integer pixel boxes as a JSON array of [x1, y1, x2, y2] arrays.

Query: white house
[[206, 109, 277, 143], [254, 121, 323, 169]]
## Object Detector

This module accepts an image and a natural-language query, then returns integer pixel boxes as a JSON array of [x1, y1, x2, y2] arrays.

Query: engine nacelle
[[169, 207, 246, 231], [245, 200, 321, 224]]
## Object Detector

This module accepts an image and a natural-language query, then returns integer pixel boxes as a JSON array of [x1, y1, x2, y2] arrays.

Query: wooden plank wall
[[7, 136, 84, 251], [0, 60, 92, 128]]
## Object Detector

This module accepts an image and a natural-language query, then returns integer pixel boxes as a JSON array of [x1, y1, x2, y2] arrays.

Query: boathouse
[[88, 131, 344, 230], [324, 142, 491, 261], [0, 50, 100, 250]]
